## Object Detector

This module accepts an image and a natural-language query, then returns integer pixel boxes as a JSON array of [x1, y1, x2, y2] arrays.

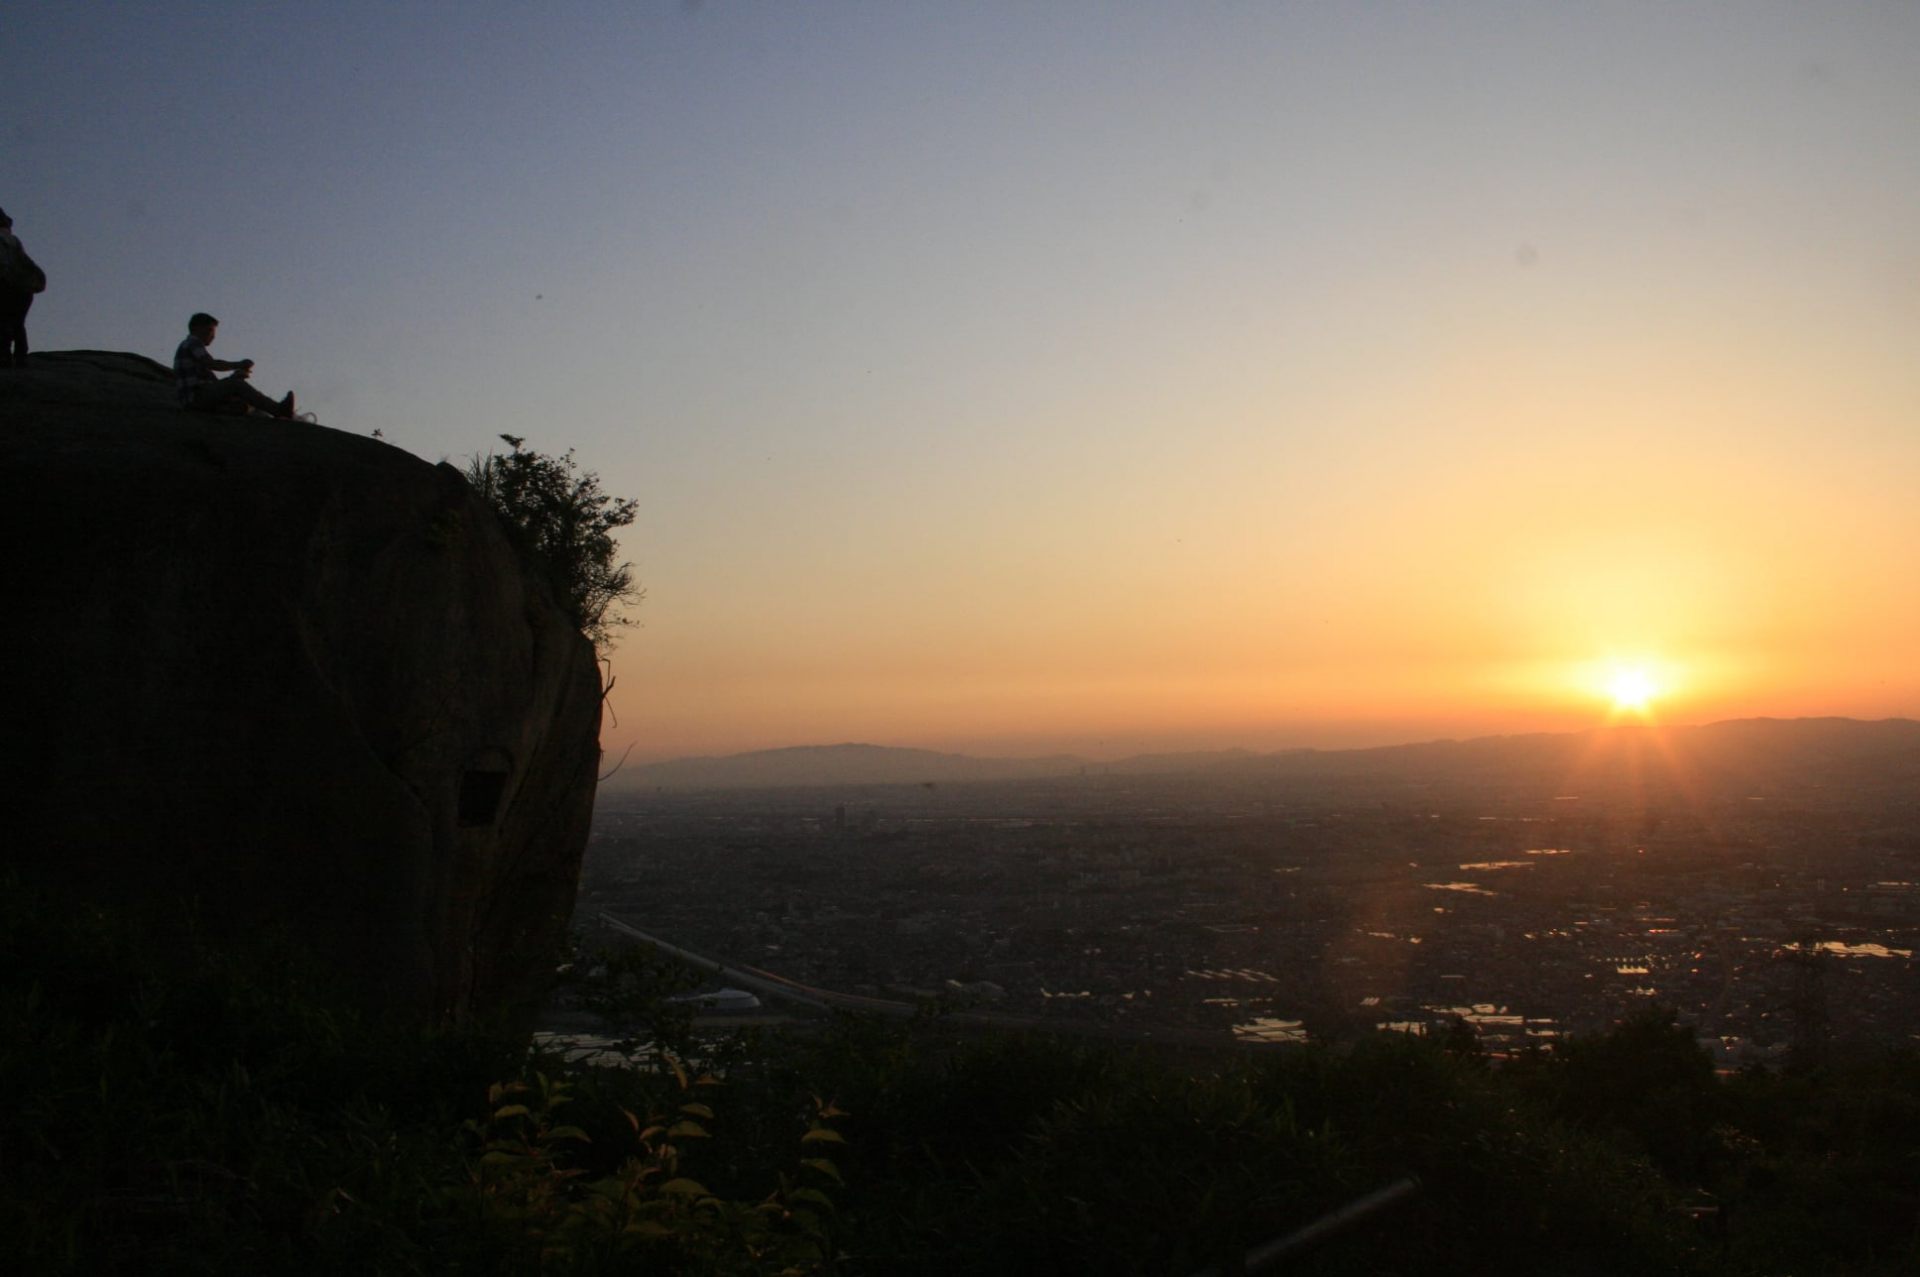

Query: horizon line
[[618, 713, 1919, 771]]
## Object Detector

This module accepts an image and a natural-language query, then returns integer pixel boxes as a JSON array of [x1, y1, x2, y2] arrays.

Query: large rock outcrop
[[1, 352, 603, 1026]]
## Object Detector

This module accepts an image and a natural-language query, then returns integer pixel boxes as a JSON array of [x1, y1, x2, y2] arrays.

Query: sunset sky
[[7, 2, 1918, 762]]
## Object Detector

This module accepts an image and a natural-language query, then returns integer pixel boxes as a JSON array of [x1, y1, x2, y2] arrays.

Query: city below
[[575, 718, 1920, 1066]]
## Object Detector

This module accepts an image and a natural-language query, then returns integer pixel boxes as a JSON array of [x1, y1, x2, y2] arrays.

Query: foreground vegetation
[[464, 435, 639, 653], [5, 890, 1916, 1275]]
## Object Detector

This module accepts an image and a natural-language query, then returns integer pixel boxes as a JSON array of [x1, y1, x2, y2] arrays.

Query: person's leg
[[201, 375, 290, 417], [186, 383, 247, 414]]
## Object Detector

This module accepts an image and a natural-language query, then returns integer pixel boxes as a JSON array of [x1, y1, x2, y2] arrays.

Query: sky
[[7, 2, 1918, 763]]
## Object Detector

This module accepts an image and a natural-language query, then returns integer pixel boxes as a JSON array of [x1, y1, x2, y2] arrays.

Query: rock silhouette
[[2, 352, 603, 1026]]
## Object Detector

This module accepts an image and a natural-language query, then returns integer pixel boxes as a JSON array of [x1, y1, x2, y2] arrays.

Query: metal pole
[[1192, 1176, 1422, 1276]]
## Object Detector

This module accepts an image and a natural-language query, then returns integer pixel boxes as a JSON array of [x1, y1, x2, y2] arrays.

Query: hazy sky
[[8, 2, 1918, 762]]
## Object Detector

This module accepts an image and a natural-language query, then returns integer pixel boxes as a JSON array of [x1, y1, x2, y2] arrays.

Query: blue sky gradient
[[8, 2, 1918, 760]]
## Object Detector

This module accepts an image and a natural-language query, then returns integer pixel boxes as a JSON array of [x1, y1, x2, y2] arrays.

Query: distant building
[[667, 988, 763, 1012]]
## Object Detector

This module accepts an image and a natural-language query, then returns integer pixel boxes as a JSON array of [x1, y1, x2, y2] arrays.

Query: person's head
[[189, 312, 219, 342]]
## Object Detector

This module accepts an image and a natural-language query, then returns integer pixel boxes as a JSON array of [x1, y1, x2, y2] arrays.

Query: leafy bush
[[465, 434, 639, 650], [0, 885, 837, 1276], [1507, 1005, 1722, 1180], [9, 884, 1918, 1275], [466, 1064, 845, 1275]]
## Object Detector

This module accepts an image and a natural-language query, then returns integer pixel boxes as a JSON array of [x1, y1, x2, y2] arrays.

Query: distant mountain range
[[607, 717, 1920, 793], [615, 743, 1085, 791]]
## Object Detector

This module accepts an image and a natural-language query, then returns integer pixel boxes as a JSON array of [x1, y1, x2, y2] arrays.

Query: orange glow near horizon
[[602, 321, 1920, 764]]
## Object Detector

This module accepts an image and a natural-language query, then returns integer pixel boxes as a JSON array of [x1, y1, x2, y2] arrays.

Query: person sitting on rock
[[173, 312, 296, 418]]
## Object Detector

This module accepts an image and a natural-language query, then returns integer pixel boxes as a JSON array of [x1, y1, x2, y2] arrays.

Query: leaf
[[547, 1125, 592, 1143], [788, 1187, 836, 1212], [658, 1177, 711, 1197], [665, 1120, 709, 1139], [800, 1128, 845, 1145], [582, 1177, 627, 1200], [625, 1220, 674, 1239], [492, 1104, 531, 1120], [678, 1102, 715, 1120], [621, 1106, 640, 1134], [799, 1158, 843, 1185]]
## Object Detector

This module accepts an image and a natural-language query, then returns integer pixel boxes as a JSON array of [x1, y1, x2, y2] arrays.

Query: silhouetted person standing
[[173, 313, 296, 418], [0, 206, 44, 369]]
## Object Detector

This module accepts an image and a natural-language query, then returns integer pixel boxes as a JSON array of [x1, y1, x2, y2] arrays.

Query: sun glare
[[1607, 665, 1659, 714]]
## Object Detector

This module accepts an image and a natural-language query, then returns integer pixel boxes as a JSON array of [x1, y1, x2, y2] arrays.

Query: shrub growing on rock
[[466, 434, 640, 651]]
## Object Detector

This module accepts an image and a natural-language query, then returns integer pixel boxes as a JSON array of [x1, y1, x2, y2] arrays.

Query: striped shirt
[[174, 337, 215, 406]]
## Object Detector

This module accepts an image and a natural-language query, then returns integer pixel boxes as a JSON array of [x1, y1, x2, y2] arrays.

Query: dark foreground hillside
[[5, 885, 1916, 1275]]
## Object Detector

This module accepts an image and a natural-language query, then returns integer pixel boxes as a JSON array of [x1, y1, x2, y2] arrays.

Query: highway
[[593, 910, 1256, 1050]]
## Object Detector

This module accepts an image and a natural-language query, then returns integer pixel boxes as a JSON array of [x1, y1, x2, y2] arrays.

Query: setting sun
[[1607, 666, 1660, 714]]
